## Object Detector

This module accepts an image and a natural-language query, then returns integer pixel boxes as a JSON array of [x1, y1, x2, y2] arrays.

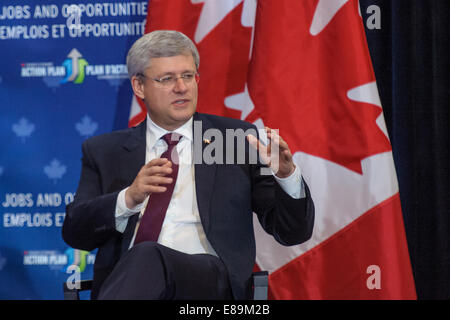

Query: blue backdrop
[[0, 0, 147, 299]]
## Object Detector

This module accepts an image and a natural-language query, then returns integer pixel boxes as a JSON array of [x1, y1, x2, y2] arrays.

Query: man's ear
[[131, 76, 145, 100]]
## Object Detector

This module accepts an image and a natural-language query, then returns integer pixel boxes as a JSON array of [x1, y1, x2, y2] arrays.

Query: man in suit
[[62, 30, 314, 300]]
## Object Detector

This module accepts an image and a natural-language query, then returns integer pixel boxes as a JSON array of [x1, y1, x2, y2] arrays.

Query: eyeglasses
[[138, 72, 199, 87]]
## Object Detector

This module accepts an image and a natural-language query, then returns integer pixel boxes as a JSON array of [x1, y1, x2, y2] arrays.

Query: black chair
[[63, 271, 269, 300]]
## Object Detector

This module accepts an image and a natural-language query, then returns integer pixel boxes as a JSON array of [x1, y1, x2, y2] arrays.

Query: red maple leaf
[[247, 0, 391, 173]]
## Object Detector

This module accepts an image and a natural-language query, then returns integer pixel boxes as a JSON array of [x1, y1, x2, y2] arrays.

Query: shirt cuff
[[115, 187, 145, 233], [272, 165, 306, 199]]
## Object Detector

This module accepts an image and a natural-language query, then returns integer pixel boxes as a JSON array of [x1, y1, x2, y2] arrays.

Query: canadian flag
[[129, 0, 417, 299]]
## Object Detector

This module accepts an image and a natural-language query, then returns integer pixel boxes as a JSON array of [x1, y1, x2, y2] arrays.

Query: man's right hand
[[125, 158, 173, 209]]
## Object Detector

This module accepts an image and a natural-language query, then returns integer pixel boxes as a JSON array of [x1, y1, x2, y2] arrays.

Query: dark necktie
[[134, 133, 181, 244]]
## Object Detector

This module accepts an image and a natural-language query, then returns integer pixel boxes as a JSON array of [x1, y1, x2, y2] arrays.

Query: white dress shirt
[[115, 115, 305, 255]]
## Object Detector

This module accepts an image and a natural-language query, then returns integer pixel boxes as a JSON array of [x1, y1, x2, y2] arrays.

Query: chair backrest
[[63, 271, 269, 300]]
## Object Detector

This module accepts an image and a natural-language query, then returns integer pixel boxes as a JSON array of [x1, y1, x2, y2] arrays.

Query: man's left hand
[[247, 127, 295, 178]]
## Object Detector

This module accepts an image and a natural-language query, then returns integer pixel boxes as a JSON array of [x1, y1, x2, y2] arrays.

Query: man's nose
[[173, 77, 188, 93]]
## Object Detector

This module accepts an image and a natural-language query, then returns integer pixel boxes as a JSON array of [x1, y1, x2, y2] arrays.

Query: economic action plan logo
[[20, 48, 128, 85]]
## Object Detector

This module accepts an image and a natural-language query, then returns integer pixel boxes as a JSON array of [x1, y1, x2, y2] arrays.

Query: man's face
[[132, 54, 198, 131]]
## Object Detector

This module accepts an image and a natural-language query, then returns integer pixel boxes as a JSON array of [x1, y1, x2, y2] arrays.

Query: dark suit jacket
[[62, 112, 314, 299]]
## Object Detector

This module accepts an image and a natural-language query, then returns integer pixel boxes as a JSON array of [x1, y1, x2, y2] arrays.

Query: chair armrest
[[252, 271, 269, 300], [63, 279, 93, 300]]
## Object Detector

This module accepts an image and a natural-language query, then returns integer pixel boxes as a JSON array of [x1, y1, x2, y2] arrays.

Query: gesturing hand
[[125, 158, 174, 209], [247, 127, 296, 178]]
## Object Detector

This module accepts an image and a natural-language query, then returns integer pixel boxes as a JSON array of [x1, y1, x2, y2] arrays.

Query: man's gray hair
[[126, 30, 200, 78]]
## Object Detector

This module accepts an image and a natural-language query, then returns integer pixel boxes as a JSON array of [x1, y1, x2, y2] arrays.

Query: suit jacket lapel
[[119, 120, 146, 183], [193, 113, 217, 235], [119, 120, 146, 255]]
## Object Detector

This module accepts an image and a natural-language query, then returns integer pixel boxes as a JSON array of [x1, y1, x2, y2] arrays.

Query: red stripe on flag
[[268, 193, 416, 300]]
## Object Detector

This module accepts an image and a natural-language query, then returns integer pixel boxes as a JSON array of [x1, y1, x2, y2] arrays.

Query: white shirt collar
[[146, 114, 193, 150]]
